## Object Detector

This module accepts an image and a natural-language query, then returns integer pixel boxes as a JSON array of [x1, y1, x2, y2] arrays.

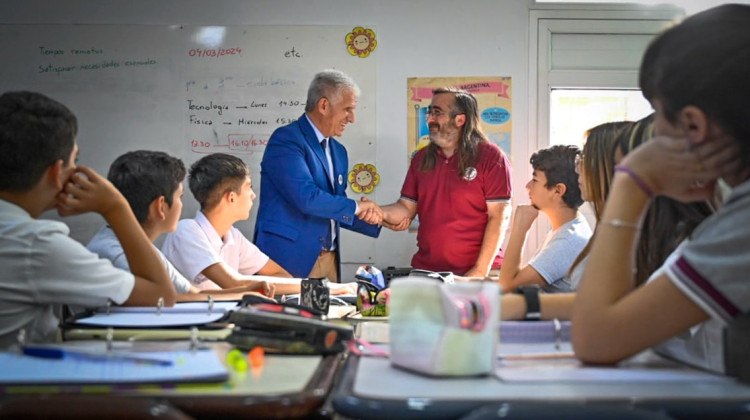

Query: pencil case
[[389, 278, 499, 376], [227, 304, 353, 355]]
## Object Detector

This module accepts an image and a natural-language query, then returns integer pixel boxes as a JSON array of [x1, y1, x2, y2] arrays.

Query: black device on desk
[[228, 303, 352, 354], [382, 266, 412, 285]]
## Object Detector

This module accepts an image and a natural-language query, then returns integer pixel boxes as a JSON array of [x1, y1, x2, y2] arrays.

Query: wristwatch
[[514, 286, 541, 321]]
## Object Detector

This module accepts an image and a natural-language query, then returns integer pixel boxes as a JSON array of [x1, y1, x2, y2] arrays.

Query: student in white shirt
[[162, 153, 356, 296], [0, 91, 174, 348], [87, 150, 275, 301], [497, 145, 591, 293]]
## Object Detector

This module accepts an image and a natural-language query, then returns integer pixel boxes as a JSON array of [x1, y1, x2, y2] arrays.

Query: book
[[0, 347, 228, 385]]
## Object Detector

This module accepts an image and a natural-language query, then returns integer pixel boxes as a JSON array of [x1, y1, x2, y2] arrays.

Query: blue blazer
[[254, 114, 380, 278]]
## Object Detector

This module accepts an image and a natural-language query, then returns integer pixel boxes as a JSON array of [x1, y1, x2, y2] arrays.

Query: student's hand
[[620, 134, 742, 202], [249, 280, 276, 298], [512, 205, 539, 231], [356, 197, 384, 224], [329, 282, 357, 295], [245, 291, 277, 303], [56, 166, 128, 218]]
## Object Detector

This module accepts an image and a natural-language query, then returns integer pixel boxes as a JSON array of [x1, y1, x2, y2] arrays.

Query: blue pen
[[23, 345, 173, 366]]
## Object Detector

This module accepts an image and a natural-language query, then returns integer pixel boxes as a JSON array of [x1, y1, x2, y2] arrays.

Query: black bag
[[227, 303, 352, 355]]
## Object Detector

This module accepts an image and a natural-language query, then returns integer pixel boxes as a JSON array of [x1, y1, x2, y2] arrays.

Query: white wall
[[3, 0, 720, 276], [0, 0, 534, 274]]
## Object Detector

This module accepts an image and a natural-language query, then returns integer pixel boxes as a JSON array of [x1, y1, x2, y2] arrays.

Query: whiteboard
[[0, 24, 377, 263]]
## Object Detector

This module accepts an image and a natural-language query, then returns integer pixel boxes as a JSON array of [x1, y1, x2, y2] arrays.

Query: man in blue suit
[[254, 70, 382, 283]]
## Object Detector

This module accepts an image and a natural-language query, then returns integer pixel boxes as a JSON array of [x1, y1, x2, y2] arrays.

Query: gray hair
[[305, 69, 360, 112]]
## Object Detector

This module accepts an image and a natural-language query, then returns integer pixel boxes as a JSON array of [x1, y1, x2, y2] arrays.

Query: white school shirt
[[0, 199, 134, 349], [161, 210, 270, 290], [650, 179, 750, 374], [86, 225, 192, 293], [651, 241, 724, 373], [528, 214, 593, 293]]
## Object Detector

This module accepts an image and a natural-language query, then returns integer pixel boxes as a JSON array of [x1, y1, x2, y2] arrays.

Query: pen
[[23, 345, 173, 366]]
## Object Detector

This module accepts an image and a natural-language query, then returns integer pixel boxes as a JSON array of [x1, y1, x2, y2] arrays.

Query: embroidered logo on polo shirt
[[463, 167, 477, 181]]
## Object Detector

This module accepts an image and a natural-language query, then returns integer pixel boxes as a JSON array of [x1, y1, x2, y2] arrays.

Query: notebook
[[0, 347, 228, 385], [69, 301, 239, 328]]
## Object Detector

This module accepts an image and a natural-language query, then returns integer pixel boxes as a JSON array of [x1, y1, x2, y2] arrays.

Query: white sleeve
[[36, 230, 134, 307], [529, 233, 585, 285], [161, 220, 222, 282], [234, 229, 271, 275], [158, 248, 193, 294]]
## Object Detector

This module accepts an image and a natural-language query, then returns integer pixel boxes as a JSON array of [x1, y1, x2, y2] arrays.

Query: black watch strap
[[515, 286, 541, 321]]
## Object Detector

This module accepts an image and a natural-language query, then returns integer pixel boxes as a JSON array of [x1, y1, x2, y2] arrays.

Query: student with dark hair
[[497, 145, 591, 293], [572, 4, 750, 374], [162, 153, 356, 296], [87, 150, 274, 301], [0, 91, 174, 348], [497, 122, 629, 318], [162, 153, 298, 294], [614, 116, 715, 288]]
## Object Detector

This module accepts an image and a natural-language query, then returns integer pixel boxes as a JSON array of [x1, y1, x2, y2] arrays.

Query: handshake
[[354, 197, 412, 231]]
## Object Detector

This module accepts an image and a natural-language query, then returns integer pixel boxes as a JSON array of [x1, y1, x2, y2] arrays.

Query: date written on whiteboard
[[188, 47, 242, 58]]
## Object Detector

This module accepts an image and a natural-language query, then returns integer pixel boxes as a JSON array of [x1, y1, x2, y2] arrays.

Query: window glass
[[550, 89, 652, 148]]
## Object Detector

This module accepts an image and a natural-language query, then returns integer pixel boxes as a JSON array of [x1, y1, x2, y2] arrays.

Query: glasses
[[425, 107, 451, 119]]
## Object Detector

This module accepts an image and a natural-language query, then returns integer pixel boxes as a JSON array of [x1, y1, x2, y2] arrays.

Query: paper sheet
[[0, 349, 228, 384]]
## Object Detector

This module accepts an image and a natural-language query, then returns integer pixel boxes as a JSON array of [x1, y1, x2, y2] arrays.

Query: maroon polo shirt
[[401, 141, 512, 274]]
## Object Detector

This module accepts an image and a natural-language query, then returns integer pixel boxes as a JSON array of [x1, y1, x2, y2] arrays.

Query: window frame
[[523, 6, 682, 261]]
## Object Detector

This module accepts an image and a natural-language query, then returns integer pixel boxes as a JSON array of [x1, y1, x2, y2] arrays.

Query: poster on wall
[[406, 76, 512, 162]]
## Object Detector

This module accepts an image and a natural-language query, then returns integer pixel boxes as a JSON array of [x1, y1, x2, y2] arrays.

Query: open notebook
[[69, 301, 239, 328], [0, 347, 228, 385]]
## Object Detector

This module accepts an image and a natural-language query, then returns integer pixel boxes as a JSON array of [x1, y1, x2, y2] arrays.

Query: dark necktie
[[320, 138, 334, 250]]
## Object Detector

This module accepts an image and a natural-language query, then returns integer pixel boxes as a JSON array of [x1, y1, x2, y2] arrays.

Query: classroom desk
[[0, 341, 342, 420], [332, 342, 750, 420]]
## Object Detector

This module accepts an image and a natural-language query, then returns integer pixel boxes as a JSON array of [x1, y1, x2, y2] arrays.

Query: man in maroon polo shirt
[[374, 87, 512, 277]]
